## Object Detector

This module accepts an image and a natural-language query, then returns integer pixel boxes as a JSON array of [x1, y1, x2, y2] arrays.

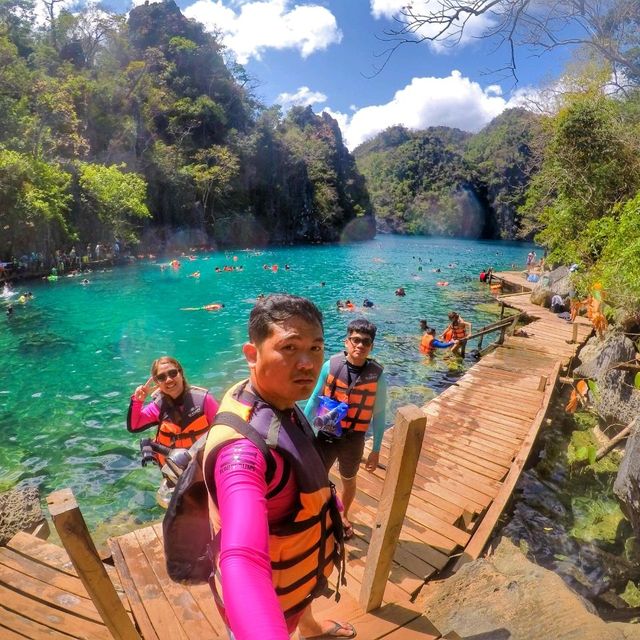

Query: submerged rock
[[0, 486, 46, 545], [418, 537, 640, 640]]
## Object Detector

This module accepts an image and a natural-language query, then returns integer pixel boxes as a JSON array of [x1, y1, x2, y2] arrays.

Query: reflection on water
[[0, 235, 533, 532]]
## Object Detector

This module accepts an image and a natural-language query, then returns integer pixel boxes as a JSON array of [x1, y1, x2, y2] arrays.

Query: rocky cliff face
[[354, 110, 540, 240]]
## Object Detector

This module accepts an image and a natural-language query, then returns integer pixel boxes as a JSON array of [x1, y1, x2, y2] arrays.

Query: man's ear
[[243, 342, 257, 368]]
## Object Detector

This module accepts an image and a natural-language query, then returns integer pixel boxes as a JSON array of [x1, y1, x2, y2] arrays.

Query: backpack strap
[[212, 411, 277, 485]]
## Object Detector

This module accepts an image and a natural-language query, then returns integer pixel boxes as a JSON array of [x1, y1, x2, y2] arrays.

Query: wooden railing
[[359, 405, 426, 612]]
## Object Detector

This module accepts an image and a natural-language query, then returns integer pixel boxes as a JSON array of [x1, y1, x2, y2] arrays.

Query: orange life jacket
[[420, 333, 435, 354], [450, 322, 467, 340], [154, 386, 211, 465], [322, 355, 383, 433], [203, 381, 344, 619]]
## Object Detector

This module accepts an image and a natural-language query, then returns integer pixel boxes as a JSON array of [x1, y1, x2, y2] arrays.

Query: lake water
[[0, 235, 534, 534]]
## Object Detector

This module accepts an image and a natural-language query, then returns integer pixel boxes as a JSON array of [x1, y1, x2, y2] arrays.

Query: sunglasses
[[347, 336, 373, 348], [155, 368, 180, 383]]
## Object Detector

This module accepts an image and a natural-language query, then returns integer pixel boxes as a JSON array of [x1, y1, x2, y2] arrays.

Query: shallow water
[[0, 235, 533, 531]]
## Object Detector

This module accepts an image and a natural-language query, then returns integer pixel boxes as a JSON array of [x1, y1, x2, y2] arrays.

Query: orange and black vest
[[322, 355, 383, 433], [203, 381, 345, 619], [420, 334, 435, 354], [154, 386, 211, 465], [450, 322, 467, 340]]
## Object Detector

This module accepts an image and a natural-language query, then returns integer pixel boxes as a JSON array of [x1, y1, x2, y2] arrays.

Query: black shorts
[[316, 430, 366, 479]]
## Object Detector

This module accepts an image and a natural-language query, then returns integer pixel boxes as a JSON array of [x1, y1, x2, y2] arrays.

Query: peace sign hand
[[134, 377, 156, 402]]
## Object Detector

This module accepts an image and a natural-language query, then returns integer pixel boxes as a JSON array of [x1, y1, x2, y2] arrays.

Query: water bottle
[[313, 399, 348, 437]]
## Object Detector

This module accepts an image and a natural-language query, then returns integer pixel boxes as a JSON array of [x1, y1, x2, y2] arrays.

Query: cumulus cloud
[[276, 86, 327, 109], [323, 70, 524, 150], [182, 0, 342, 64], [370, 0, 496, 52]]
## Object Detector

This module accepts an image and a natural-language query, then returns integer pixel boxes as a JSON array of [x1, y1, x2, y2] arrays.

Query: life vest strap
[[212, 411, 277, 485]]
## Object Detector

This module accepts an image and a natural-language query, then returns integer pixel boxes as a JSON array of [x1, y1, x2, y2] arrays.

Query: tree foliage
[[0, 0, 372, 258]]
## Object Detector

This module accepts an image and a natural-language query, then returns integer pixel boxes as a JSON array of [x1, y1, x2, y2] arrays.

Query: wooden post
[[499, 301, 505, 319], [538, 376, 547, 392], [571, 322, 579, 344], [47, 489, 141, 640], [359, 405, 427, 612], [497, 326, 506, 345]]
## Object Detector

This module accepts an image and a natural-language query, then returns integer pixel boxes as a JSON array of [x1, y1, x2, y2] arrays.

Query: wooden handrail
[[47, 488, 142, 640], [359, 405, 427, 612]]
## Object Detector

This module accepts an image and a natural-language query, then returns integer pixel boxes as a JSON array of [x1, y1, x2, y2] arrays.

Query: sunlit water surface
[[0, 235, 534, 533]]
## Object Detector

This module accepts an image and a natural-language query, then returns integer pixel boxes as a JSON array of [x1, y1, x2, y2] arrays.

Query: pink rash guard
[[213, 438, 303, 640], [126, 391, 218, 432]]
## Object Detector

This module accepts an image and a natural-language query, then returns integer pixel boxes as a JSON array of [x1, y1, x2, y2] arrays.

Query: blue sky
[[116, 0, 574, 148]]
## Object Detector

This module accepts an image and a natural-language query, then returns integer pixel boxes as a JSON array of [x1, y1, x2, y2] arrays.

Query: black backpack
[[163, 413, 276, 584]]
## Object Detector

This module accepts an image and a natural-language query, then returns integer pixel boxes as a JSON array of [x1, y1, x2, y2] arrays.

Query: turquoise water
[[0, 235, 533, 533]]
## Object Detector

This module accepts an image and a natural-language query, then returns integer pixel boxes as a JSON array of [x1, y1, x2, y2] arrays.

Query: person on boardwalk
[[304, 318, 387, 541], [202, 294, 354, 640], [441, 312, 471, 357], [127, 356, 219, 467]]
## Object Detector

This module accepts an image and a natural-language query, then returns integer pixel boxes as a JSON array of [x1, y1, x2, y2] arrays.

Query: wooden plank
[[426, 399, 531, 431], [382, 614, 442, 639], [0, 563, 102, 622], [0, 546, 89, 599], [0, 605, 76, 640], [347, 603, 424, 640], [0, 584, 112, 640], [114, 531, 189, 640], [422, 424, 516, 463], [109, 538, 160, 640], [133, 526, 223, 637], [454, 361, 561, 568], [6, 531, 126, 595], [149, 523, 225, 635], [345, 500, 450, 570], [46, 489, 141, 640], [0, 622, 37, 640], [352, 471, 461, 555]]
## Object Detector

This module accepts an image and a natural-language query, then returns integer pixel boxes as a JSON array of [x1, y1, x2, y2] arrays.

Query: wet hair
[[419, 319, 428, 331], [249, 294, 323, 344], [448, 311, 460, 323], [428, 328, 436, 336], [151, 356, 188, 388], [347, 318, 377, 341]]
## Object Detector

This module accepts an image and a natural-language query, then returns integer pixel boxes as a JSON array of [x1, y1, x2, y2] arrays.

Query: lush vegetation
[[354, 109, 538, 238], [354, 109, 540, 239], [0, 0, 372, 259], [520, 72, 640, 312]]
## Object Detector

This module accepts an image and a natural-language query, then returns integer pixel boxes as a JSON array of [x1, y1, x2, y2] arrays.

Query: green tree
[[77, 163, 150, 243], [0, 149, 72, 257]]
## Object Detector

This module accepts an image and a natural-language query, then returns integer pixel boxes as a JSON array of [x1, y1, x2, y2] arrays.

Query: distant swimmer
[[6, 304, 13, 317], [81, 279, 90, 285], [170, 259, 180, 269], [395, 287, 406, 297], [362, 298, 374, 308], [181, 303, 225, 311], [436, 281, 449, 286], [188, 271, 201, 278]]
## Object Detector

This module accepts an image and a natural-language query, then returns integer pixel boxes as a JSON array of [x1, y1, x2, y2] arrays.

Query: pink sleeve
[[127, 397, 160, 432], [214, 440, 289, 640], [204, 393, 219, 424]]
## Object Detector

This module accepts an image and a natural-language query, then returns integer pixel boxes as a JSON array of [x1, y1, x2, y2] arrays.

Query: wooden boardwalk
[[4, 269, 594, 639], [0, 531, 132, 640]]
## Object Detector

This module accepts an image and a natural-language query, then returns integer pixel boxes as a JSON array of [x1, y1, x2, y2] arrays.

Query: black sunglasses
[[348, 336, 373, 348], [155, 368, 180, 383]]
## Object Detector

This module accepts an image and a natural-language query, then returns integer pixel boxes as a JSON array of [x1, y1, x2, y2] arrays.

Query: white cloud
[[276, 86, 327, 109], [182, 0, 342, 64], [370, 0, 496, 53], [323, 70, 525, 150]]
